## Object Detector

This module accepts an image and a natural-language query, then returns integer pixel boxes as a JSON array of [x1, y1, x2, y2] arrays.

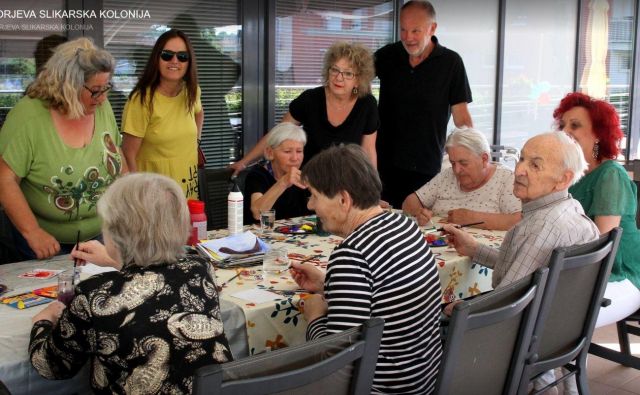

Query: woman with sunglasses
[[122, 29, 203, 199], [231, 41, 379, 173], [0, 38, 125, 261]]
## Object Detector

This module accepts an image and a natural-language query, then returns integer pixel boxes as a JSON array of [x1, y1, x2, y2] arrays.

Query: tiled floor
[[585, 323, 640, 394]]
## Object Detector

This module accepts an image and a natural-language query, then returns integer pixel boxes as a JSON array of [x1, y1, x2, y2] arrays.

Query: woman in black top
[[231, 41, 379, 173], [244, 122, 311, 222]]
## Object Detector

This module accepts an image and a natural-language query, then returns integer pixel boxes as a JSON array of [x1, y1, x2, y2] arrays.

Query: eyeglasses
[[160, 49, 190, 63], [83, 83, 112, 99], [328, 66, 357, 80]]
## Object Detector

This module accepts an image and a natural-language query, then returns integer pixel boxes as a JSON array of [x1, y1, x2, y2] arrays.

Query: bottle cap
[[230, 179, 241, 193], [187, 199, 205, 214]]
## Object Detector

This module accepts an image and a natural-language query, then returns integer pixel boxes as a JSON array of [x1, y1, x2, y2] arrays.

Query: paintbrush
[[220, 270, 243, 288], [72, 230, 80, 285], [437, 221, 485, 232], [279, 254, 321, 274]]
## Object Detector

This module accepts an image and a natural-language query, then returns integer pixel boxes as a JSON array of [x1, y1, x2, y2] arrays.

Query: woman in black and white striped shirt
[[291, 144, 442, 394]]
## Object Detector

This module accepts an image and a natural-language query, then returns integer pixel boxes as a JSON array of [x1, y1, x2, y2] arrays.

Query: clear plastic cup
[[260, 209, 276, 233], [57, 269, 78, 306], [262, 246, 289, 275]]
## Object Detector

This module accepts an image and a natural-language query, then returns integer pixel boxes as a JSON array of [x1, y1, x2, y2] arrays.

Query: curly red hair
[[552, 92, 623, 160]]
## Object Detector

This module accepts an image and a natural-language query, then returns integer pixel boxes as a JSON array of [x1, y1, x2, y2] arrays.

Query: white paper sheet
[[80, 263, 118, 276], [230, 289, 284, 304]]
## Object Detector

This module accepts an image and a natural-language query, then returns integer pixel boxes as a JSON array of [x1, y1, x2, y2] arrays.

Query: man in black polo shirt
[[375, 0, 473, 208]]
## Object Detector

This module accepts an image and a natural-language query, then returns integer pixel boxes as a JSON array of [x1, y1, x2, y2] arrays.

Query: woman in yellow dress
[[121, 29, 203, 198]]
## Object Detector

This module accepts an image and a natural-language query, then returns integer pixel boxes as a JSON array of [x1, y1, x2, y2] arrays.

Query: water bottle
[[187, 199, 207, 245], [228, 180, 243, 235]]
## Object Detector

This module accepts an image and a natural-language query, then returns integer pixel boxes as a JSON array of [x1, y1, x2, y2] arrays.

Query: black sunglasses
[[160, 49, 189, 63]]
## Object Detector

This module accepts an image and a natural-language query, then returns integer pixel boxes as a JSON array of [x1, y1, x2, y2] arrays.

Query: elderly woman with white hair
[[402, 127, 521, 230], [244, 122, 312, 222], [29, 173, 232, 394]]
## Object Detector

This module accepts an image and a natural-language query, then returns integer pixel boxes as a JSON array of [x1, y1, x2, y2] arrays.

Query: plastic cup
[[260, 209, 276, 233], [57, 270, 77, 306], [262, 246, 289, 275]]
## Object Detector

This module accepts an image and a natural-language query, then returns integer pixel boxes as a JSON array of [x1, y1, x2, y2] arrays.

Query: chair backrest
[[198, 167, 234, 230], [519, 228, 622, 390], [193, 317, 384, 395], [435, 268, 549, 395]]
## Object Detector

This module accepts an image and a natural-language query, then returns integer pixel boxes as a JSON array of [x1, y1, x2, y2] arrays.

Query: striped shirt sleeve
[[306, 247, 372, 339]]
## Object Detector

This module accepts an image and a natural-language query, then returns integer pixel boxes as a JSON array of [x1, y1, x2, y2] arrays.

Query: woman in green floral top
[[554, 92, 640, 327]]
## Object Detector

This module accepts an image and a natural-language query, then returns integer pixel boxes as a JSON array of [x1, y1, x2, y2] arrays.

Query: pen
[[437, 221, 484, 232]]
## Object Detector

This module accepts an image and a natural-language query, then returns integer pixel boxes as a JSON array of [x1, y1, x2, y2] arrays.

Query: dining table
[[213, 215, 505, 356], [0, 214, 505, 394]]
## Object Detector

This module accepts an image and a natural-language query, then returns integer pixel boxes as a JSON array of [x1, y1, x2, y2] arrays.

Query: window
[[0, 0, 66, 127], [432, 0, 499, 142], [577, 0, 636, 157], [500, 0, 577, 150], [102, 0, 242, 168], [273, 0, 394, 124]]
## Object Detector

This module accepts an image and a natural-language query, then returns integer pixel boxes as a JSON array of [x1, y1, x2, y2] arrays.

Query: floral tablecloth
[[210, 216, 506, 356]]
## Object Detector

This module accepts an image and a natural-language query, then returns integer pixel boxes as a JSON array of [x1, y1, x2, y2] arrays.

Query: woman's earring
[[592, 141, 600, 160], [352, 87, 358, 95]]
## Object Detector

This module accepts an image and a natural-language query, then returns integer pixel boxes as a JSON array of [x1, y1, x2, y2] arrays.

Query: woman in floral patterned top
[[29, 173, 231, 394]]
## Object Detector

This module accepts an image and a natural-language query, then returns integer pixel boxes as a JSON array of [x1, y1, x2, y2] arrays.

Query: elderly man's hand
[[301, 294, 328, 322], [447, 209, 478, 227], [442, 224, 479, 257]]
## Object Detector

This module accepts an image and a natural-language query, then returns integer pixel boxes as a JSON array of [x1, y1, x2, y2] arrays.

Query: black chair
[[198, 167, 234, 230], [518, 228, 622, 395], [0, 207, 19, 264], [193, 317, 384, 395], [435, 268, 549, 395], [589, 308, 640, 369]]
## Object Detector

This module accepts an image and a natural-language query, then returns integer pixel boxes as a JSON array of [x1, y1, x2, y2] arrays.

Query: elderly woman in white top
[[402, 127, 521, 231]]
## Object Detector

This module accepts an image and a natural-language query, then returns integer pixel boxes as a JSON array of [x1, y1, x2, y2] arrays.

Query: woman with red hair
[[554, 92, 640, 328]]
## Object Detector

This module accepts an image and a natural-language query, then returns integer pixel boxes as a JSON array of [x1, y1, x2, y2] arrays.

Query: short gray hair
[[97, 173, 190, 267], [540, 131, 588, 185], [266, 122, 307, 149], [26, 37, 115, 119], [401, 0, 437, 22], [302, 144, 381, 209], [445, 127, 490, 156]]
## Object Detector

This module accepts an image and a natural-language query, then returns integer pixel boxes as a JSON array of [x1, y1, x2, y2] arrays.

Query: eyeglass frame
[[83, 83, 112, 99], [160, 49, 190, 63], [328, 66, 358, 81]]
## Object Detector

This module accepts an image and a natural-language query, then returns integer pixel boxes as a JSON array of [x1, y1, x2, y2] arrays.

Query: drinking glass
[[260, 209, 276, 233], [262, 246, 289, 275], [57, 270, 77, 306]]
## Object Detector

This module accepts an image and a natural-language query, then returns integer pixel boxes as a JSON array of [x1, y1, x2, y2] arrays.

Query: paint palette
[[425, 233, 448, 247], [275, 223, 316, 234]]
